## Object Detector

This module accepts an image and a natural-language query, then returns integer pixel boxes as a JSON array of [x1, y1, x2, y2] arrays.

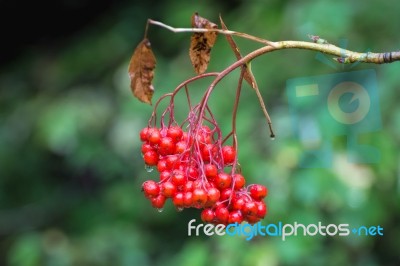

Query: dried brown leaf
[[128, 38, 156, 105], [219, 15, 257, 89], [189, 12, 218, 74]]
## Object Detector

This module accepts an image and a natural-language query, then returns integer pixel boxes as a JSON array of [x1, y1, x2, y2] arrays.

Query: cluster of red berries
[[140, 125, 268, 225]]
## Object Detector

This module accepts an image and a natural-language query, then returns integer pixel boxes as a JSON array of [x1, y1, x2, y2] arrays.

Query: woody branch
[[147, 19, 400, 64]]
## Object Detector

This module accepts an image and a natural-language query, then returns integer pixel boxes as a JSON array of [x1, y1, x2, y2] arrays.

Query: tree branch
[[144, 18, 400, 140], [147, 19, 400, 64], [147, 19, 275, 47]]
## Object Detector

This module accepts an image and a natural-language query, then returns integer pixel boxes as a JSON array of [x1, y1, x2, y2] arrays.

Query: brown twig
[[147, 19, 400, 64]]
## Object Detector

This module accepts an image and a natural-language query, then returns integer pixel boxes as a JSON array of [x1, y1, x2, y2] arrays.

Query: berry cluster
[[140, 124, 268, 225]]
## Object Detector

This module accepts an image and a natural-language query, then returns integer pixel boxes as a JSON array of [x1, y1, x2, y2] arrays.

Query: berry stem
[[231, 68, 245, 151], [252, 77, 275, 138]]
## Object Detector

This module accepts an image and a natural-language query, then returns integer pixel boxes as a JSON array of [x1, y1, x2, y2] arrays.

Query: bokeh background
[[1, 0, 400, 265]]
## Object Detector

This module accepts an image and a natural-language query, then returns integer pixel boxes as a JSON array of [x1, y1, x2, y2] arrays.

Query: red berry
[[246, 215, 261, 224], [171, 170, 186, 187], [159, 171, 171, 182], [167, 126, 183, 142], [232, 174, 245, 190], [201, 144, 216, 161], [183, 180, 194, 192], [256, 201, 267, 218], [187, 166, 199, 181], [175, 141, 187, 154], [204, 164, 218, 180], [215, 206, 229, 224], [148, 128, 161, 145], [141, 143, 154, 154], [232, 196, 246, 210], [181, 132, 190, 142], [206, 187, 220, 204], [150, 194, 166, 209], [215, 172, 232, 190], [242, 201, 258, 217], [192, 188, 207, 208], [219, 188, 233, 201], [166, 155, 180, 169], [183, 192, 193, 207], [201, 208, 215, 223], [249, 184, 268, 201], [139, 128, 149, 141], [228, 210, 244, 224], [143, 150, 158, 166], [161, 181, 176, 198], [197, 125, 212, 144], [222, 146, 236, 165], [157, 159, 168, 172], [192, 180, 203, 190], [159, 137, 175, 156], [172, 192, 184, 208], [142, 180, 160, 198]]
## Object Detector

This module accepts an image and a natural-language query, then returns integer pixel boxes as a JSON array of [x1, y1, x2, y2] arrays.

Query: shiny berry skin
[[228, 210, 244, 224], [215, 206, 229, 224], [183, 180, 194, 192], [187, 166, 199, 181], [206, 187, 220, 203], [148, 128, 161, 145], [222, 146, 236, 164], [249, 184, 268, 201], [159, 137, 175, 156], [192, 180, 203, 190], [201, 144, 216, 161], [140, 128, 149, 141], [233, 174, 245, 190], [159, 171, 171, 182], [167, 126, 183, 142], [256, 201, 267, 218], [172, 192, 184, 208], [175, 141, 187, 154], [215, 172, 232, 190], [219, 188, 233, 201], [141, 143, 154, 154], [246, 215, 261, 224], [166, 155, 180, 169], [192, 188, 207, 207], [150, 194, 166, 209], [183, 192, 193, 207], [201, 208, 215, 223], [142, 180, 160, 198], [242, 201, 258, 217], [197, 125, 212, 144], [204, 164, 218, 180], [161, 181, 176, 198], [143, 150, 159, 166], [171, 170, 186, 187], [232, 196, 246, 210], [157, 159, 168, 172]]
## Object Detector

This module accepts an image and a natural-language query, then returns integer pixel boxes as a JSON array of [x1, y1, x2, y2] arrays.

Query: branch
[[144, 18, 400, 140], [147, 19, 400, 64], [147, 19, 275, 47], [276, 41, 400, 64]]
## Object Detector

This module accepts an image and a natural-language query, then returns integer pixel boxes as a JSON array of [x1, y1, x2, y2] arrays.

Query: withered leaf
[[189, 12, 218, 74], [128, 38, 156, 105], [219, 15, 257, 89]]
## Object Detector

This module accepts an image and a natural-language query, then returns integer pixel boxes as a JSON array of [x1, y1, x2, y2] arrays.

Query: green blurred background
[[1, 0, 400, 265]]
